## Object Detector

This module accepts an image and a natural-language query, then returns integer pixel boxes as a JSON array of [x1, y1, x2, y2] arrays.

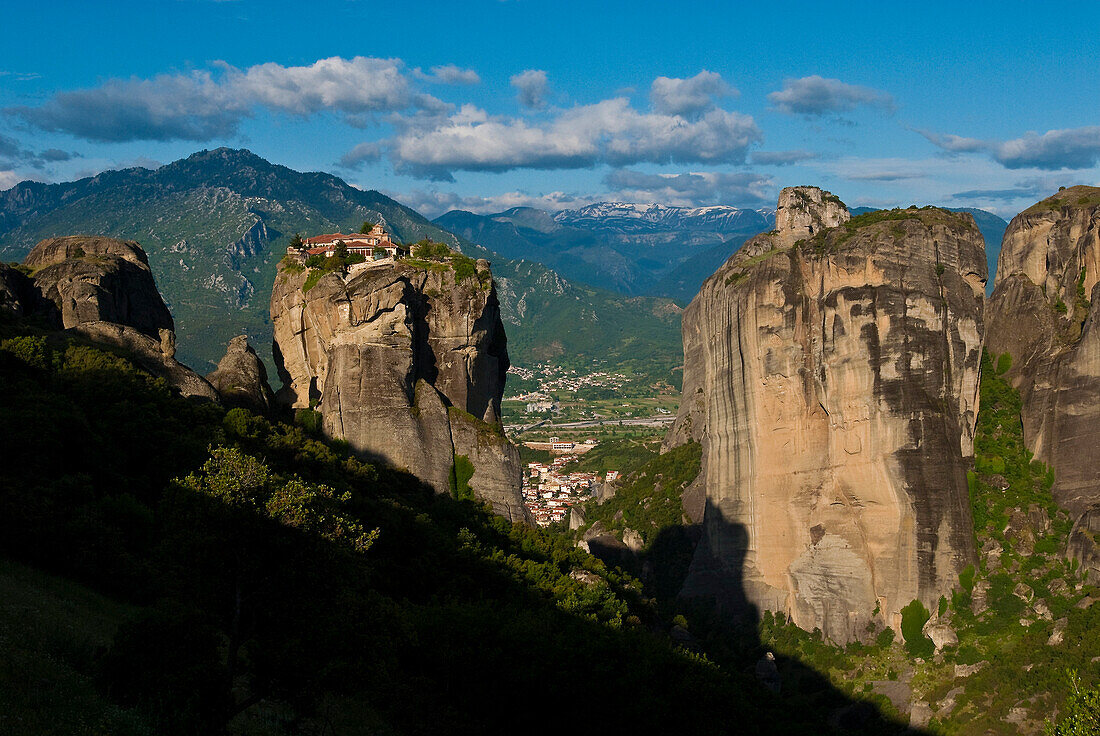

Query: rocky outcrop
[[26, 236, 175, 341], [19, 236, 217, 400], [986, 186, 1100, 519], [206, 335, 275, 413], [668, 187, 984, 643], [270, 257, 527, 521], [774, 187, 850, 247]]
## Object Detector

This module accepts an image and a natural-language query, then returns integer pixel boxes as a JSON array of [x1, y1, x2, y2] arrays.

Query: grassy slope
[[0, 559, 148, 735], [0, 324, 910, 735]]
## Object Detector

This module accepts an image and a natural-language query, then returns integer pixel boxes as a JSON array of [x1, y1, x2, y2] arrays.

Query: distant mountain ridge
[[0, 148, 683, 383], [435, 202, 773, 298], [553, 202, 773, 234]]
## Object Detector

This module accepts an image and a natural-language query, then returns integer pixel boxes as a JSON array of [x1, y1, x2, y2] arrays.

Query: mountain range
[[435, 202, 772, 300], [0, 149, 682, 378]]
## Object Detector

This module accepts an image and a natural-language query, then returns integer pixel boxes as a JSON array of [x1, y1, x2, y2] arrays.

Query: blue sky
[[2, 0, 1099, 217]]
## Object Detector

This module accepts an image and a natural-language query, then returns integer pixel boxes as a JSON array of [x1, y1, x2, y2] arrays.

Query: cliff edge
[[667, 187, 984, 643]]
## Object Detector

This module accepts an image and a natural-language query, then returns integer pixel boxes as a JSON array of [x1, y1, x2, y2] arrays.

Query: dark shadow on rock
[[593, 499, 929, 734]]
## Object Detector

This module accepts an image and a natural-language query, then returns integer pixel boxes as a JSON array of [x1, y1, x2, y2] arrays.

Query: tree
[[360, 220, 374, 234], [334, 240, 348, 260], [1047, 671, 1100, 736], [289, 232, 303, 248]]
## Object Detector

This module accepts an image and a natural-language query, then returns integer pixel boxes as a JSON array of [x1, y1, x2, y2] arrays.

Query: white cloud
[[603, 168, 773, 207], [394, 188, 598, 218], [0, 170, 24, 190], [649, 70, 734, 117], [8, 56, 440, 142], [750, 149, 817, 166], [768, 75, 894, 116], [922, 125, 1100, 170], [414, 64, 481, 85], [510, 69, 549, 109], [390, 97, 762, 180]]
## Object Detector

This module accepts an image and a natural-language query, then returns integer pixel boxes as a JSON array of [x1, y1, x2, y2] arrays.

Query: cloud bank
[[923, 126, 1100, 170], [8, 56, 437, 142]]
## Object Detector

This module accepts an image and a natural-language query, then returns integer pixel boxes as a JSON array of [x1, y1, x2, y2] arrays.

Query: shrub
[[303, 269, 325, 293], [959, 564, 976, 592], [412, 240, 453, 260], [900, 599, 934, 658], [995, 352, 1012, 375], [450, 454, 475, 500], [875, 628, 895, 649], [295, 408, 323, 436]]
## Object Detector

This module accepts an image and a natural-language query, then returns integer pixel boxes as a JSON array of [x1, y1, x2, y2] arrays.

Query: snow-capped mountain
[[553, 202, 774, 234]]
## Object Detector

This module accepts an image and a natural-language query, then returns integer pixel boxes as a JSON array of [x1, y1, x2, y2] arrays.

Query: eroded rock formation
[[986, 187, 1100, 581], [18, 236, 217, 399], [667, 187, 984, 643], [207, 335, 275, 413], [271, 257, 526, 521]]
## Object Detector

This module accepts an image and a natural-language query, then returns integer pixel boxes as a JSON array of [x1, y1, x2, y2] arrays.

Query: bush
[[412, 240, 453, 260], [900, 599, 934, 658], [303, 269, 325, 293], [295, 408, 323, 436], [449, 454, 476, 500]]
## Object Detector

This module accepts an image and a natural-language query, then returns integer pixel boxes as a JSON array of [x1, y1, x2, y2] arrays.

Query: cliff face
[[18, 236, 217, 400], [986, 187, 1100, 517], [271, 258, 526, 522], [668, 187, 984, 643], [985, 187, 1100, 580]]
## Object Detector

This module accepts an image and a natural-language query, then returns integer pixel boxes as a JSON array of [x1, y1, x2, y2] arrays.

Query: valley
[[0, 155, 1096, 736]]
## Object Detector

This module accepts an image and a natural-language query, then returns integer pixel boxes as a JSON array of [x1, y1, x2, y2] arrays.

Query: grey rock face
[[986, 187, 1100, 534], [18, 236, 216, 400], [669, 194, 984, 643], [206, 335, 276, 413], [26, 236, 175, 341], [270, 259, 527, 522]]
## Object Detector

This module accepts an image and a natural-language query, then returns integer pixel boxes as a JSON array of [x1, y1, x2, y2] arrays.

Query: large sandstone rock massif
[[18, 236, 217, 399], [667, 187, 984, 643], [271, 257, 527, 522], [986, 187, 1100, 517], [986, 187, 1100, 581]]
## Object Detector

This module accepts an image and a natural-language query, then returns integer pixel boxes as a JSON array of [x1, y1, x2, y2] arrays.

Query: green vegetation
[[302, 268, 326, 293], [449, 454, 476, 500], [1046, 671, 1100, 735], [799, 206, 971, 257], [900, 600, 934, 658], [406, 239, 488, 286], [971, 351, 1063, 541], [0, 328, 784, 734], [576, 442, 701, 548], [278, 254, 304, 274], [562, 436, 661, 476], [1023, 186, 1100, 214]]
